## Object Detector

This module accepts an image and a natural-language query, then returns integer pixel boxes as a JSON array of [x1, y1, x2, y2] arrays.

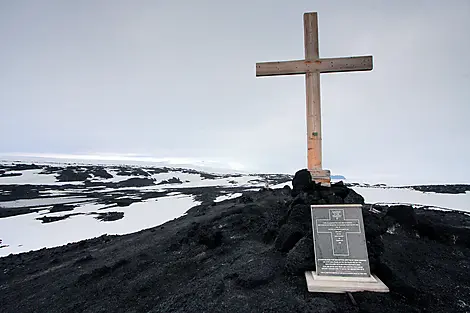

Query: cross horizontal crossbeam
[[254, 12, 373, 185], [256, 56, 373, 77]]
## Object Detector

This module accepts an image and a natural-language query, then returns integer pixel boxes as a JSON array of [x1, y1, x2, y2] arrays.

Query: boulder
[[291, 169, 316, 196], [285, 236, 314, 275]]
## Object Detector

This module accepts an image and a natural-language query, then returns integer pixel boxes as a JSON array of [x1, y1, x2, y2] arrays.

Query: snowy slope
[[0, 160, 469, 257], [0, 161, 289, 257]]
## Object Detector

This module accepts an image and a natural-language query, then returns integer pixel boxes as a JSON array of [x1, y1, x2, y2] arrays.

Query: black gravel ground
[[0, 169, 470, 312]]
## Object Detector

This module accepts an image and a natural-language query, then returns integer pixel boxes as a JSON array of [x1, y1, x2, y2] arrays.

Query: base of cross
[[309, 169, 331, 186], [305, 271, 390, 293]]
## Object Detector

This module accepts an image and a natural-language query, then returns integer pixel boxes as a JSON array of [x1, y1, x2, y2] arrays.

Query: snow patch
[[353, 186, 470, 213], [0, 195, 200, 257], [214, 193, 243, 203]]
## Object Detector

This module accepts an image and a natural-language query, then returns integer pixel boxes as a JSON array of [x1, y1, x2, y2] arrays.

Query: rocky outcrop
[[115, 178, 155, 188], [405, 184, 470, 194], [115, 167, 150, 177], [94, 212, 124, 222], [157, 177, 183, 185], [0, 172, 22, 178], [56, 167, 91, 182]]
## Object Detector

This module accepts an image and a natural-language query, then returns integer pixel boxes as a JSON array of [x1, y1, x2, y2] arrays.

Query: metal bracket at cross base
[[309, 169, 331, 186]]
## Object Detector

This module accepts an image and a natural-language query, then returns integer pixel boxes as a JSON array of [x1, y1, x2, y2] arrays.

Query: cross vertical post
[[304, 13, 323, 174], [255, 12, 373, 186]]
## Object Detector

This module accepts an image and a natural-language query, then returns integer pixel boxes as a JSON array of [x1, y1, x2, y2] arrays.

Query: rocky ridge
[[0, 169, 469, 312]]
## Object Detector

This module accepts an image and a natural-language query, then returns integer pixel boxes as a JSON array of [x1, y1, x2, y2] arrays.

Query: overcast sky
[[1, 0, 469, 183]]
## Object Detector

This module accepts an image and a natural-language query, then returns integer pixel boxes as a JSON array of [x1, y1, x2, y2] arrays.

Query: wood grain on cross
[[256, 12, 373, 184]]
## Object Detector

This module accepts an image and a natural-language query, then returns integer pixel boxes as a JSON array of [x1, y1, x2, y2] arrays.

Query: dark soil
[[1, 169, 469, 313]]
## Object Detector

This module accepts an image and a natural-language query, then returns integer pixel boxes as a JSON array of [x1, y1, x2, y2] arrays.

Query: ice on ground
[[354, 187, 470, 213], [0, 169, 83, 186], [149, 171, 266, 188], [89, 168, 141, 183], [214, 193, 243, 203], [0, 195, 200, 257], [1, 197, 91, 209], [270, 181, 292, 189]]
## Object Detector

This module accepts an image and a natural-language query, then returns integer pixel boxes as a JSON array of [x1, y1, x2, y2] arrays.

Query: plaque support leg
[[305, 271, 389, 293]]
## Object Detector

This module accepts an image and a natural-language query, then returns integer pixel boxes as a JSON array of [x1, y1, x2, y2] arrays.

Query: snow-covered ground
[[0, 162, 271, 257], [1, 160, 469, 258], [352, 186, 470, 212], [0, 169, 83, 185], [274, 181, 470, 212], [0, 195, 199, 257]]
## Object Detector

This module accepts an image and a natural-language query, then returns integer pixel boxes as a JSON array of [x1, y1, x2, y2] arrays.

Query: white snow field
[[0, 195, 200, 257], [0, 160, 468, 257], [352, 186, 469, 212]]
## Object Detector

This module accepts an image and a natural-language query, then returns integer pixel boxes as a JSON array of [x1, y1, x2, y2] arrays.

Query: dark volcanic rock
[[405, 184, 470, 194], [90, 167, 113, 179], [196, 225, 223, 249], [94, 212, 124, 222], [115, 167, 150, 177], [1, 169, 470, 313], [36, 213, 83, 223], [415, 209, 470, 247], [385, 205, 418, 230], [97, 194, 143, 207], [116, 178, 155, 188], [10, 164, 42, 171], [145, 167, 170, 174], [0, 172, 22, 178], [291, 169, 315, 196], [275, 224, 305, 252], [57, 167, 91, 182], [344, 188, 365, 204], [38, 166, 61, 175], [285, 236, 315, 275], [49, 204, 76, 213], [113, 197, 141, 207], [0, 207, 39, 218], [199, 172, 220, 180], [0, 185, 40, 201], [157, 177, 183, 185], [233, 253, 280, 288]]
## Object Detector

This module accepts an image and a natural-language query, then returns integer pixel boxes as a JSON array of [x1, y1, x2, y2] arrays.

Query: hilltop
[[1, 169, 469, 312]]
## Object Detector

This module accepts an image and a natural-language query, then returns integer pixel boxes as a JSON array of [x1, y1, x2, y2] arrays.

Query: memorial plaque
[[311, 204, 371, 277]]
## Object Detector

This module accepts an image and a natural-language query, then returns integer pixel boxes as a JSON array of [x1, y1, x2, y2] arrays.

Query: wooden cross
[[256, 12, 373, 185]]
